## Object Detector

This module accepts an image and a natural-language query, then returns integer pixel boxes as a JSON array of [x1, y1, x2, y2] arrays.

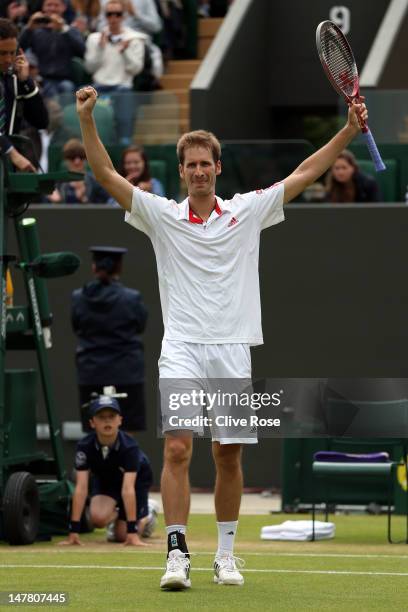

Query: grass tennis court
[[1, 514, 408, 611]]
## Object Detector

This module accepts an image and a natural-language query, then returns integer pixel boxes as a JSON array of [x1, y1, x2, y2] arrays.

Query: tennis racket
[[316, 20, 386, 172]]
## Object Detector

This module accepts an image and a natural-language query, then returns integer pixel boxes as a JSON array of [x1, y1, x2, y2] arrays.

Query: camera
[[108, 34, 122, 44], [34, 15, 51, 24]]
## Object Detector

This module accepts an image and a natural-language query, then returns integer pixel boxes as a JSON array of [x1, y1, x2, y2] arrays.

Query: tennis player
[[76, 86, 367, 589]]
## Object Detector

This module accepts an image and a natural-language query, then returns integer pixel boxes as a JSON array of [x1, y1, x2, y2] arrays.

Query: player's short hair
[[0, 18, 17, 40], [177, 130, 221, 165]]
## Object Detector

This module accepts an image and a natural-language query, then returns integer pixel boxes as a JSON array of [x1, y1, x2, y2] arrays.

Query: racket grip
[[362, 129, 386, 172]]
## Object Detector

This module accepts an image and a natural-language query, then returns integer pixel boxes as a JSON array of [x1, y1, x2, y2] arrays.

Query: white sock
[[166, 524, 186, 536], [216, 520, 238, 556]]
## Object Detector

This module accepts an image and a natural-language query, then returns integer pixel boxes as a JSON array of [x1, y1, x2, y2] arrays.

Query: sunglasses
[[106, 11, 123, 16], [65, 153, 86, 161]]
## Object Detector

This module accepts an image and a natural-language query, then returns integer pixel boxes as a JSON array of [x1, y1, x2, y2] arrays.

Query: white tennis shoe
[[106, 521, 117, 542], [213, 554, 245, 585], [142, 498, 159, 538], [160, 549, 191, 590]]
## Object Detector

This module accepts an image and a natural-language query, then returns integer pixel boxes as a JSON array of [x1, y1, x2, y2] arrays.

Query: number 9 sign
[[329, 5, 351, 34]]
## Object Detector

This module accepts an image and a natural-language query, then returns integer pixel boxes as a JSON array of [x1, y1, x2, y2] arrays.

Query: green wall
[[5, 204, 408, 488]]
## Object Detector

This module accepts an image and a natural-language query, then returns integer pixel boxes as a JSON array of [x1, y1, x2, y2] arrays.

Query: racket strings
[[320, 28, 358, 97]]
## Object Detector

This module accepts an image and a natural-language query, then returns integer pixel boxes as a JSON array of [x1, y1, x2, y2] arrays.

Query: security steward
[[62, 395, 153, 546], [71, 246, 148, 432]]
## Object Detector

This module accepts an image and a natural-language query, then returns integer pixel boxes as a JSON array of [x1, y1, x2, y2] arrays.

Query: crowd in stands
[[48, 137, 111, 202], [0, 1, 191, 200], [118, 144, 164, 194], [0, 5, 385, 206], [302, 151, 381, 204], [325, 150, 381, 203]]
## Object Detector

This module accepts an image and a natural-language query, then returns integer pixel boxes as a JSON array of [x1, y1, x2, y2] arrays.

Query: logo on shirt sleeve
[[256, 182, 282, 194], [75, 451, 87, 468]]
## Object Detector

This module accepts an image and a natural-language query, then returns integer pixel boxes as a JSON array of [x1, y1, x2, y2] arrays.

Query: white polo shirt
[[125, 183, 285, 345]]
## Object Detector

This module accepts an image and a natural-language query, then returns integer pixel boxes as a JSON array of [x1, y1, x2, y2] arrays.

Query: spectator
[[19, 0, 85, 99], [61, 395, 157, 546], [20, 98, 77, 170], [325, 150, 381, 203], [25, 48, 41, 84], [157, 0, 185, 61], [197, 0, 209, 17], [98, 0, 161, 35], [48, 137, 110, 202], [0, 18, 47, 171], [71, 0, 100, 33], [71, 246, 148, 432], [98, 0, 163, 79], [198, 0, 234, 18], [85, 0, 145, 144], [120, 144, 165, 195], [4, 0, 29, 33], [300, 181, 326, 204]]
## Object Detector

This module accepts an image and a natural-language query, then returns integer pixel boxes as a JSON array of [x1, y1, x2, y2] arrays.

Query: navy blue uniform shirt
[[75, 430, 151, 490], [71, 279, 148, 385]]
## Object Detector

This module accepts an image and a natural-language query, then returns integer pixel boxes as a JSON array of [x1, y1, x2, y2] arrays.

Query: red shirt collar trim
[[188, 198, 222, 224]]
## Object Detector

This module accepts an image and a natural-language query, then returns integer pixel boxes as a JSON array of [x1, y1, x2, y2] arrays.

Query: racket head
[[316, 20, 360, 101]]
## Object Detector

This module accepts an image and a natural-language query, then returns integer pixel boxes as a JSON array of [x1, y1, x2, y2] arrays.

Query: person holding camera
[[84, 0, 145, 144], [19, 0, 85, 98], [0, 17, 47, 170]]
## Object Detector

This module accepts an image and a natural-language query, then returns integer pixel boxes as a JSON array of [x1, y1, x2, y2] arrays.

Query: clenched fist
[[76, 86, 98, 117]]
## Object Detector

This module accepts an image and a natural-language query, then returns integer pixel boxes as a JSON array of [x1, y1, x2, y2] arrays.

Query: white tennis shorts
[[158, 340, 257, 445]]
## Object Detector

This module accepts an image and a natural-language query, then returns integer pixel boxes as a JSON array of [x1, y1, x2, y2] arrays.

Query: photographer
[[0, 17, 47, 171], [19, 0, 85, 98]]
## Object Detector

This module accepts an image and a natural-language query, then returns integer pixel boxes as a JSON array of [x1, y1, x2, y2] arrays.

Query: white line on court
[[2, 564, 408, 577], [8, 550, 408, 560]]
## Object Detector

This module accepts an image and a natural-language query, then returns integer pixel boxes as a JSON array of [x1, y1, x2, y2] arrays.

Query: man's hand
[[49, 13, 65, 31], [71, 180, 88, 203], [7, 1, 28, 21], [76, 86, 98, 117], [138, 180, 152, 192], [124, 0, 135, 15], [48, 188, 62, 203], [27, 12, 47, 30], [123, 533, 149, 547], [59, 533, 83, 546], [99, 31, 108, 48], [119, 40, 130, 53], [71, 16, 87, 33], [347, 98, 368, 134], [14, 49, 29, 81], [9, 148, 36, 172]]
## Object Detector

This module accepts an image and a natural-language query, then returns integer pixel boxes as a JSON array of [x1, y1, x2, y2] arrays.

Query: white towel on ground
[[260, 520, 335, 541]]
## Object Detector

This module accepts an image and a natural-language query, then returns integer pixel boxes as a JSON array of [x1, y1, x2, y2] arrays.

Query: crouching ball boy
[[62, 396, 157, 545]]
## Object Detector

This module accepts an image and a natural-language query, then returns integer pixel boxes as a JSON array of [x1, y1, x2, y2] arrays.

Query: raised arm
[[283, 101, 367, 204], [76, 86, 133, 211]]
